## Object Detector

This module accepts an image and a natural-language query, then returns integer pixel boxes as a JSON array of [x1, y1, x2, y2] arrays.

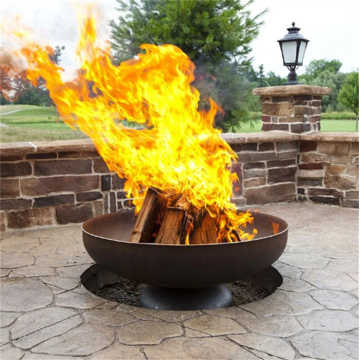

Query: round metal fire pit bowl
[[82, 210, 288, 310]]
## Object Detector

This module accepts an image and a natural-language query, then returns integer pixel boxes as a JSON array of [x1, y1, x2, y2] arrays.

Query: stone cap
[[252, 85, 332, 97], [222, 131, 299, 145], [0, 138, 95, 157], [300, 132, 359, 143], [1, 131, 357, 157]]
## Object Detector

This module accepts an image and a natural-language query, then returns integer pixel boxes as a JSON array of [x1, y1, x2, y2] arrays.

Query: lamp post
[[278, 23, 309, 85]]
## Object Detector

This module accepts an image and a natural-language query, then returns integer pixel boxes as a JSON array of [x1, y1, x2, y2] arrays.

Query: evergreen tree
[[49, 46, 65, 65], [110, 0, 265, 131], [264, 71, 285, 87]]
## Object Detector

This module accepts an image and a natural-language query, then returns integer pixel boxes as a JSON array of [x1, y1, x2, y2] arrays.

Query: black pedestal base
[[139, 284, 234, 310]]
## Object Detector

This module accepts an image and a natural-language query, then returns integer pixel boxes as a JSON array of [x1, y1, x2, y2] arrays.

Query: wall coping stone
[[252, 85, 332, 96], [0, 141, 37, 156], [0, 139, 95, 157], [222, 131, 299, 144], [33, 139, 96, 153], [300, 132, 359, 143], [1, 132, 358, 157]]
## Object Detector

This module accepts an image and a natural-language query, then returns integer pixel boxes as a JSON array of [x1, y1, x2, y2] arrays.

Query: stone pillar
[[253, 85, 332, 134]]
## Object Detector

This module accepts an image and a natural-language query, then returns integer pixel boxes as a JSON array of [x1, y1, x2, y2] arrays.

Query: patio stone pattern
[[0, 131, 358, 231], [0, 203, 358, 359]]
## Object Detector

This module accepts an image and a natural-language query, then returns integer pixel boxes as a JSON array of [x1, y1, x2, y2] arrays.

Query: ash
[[95, 278, 271, 307]]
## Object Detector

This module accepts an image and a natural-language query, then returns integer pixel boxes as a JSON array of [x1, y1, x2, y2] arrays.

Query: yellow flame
[[0, 7, 257, 242]]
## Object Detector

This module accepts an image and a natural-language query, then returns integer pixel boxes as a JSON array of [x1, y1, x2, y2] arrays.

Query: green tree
[[0, 67, 12, 104], [304, 59, 342, 79], [110, 0, 265, 131], [309, 70, 347, 112], [13, 75, 50, 106], [244, 63, 258, 83], [246, 64, 285, 88], [0, 93, 9, 105], [338, 72, 359, 116], [298, 59, 347, 111], [49, 45, 65, 65], [257, 64, 265, 87], [264, 71, 285, 87]]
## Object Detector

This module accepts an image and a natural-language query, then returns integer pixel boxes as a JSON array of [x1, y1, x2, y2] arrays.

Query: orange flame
[[272, 222, 279, 235], [0, 8, 256, 242]]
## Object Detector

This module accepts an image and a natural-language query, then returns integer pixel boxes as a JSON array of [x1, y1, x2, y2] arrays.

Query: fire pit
[[4, 10, 287, 309], [82, 209, 288, 310]]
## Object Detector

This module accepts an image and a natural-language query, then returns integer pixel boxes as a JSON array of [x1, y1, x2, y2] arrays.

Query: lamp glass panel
[[281, 41, 297, 64], [297, 41, 307, 64]]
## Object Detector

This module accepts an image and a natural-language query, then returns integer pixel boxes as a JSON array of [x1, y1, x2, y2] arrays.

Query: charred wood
[[129, 187, 166, 243]]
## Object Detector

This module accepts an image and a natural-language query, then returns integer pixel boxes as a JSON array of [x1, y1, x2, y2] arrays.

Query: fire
[[1, 8, 257, 242], [272, 222, 280, 235]]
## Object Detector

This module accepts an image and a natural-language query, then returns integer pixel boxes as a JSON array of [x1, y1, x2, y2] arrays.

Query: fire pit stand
[[139, 284, 233, 310], [82, 210, 288, 310]]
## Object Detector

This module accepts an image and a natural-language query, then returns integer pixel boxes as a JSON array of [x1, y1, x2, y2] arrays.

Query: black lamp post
[[278, 23, 309, 85]]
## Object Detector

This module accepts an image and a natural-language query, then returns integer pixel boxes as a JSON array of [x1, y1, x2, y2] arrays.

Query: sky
[[248, 0, 359, 76], [0, 0, 359, 78]]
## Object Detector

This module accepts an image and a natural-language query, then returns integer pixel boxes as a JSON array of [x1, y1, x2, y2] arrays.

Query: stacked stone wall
[[298, 134, 359, 207], [224, 133, 298, 206], [253, 85, 332, 134], [1, 132, 358, 231], [0, 140, 130, 231], [261, 95, 322, 133]]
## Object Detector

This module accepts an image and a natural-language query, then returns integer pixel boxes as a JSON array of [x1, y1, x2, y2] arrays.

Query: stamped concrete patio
[[1, 202, 358, 360]]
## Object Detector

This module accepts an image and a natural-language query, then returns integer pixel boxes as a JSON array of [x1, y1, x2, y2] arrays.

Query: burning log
[[129, 187, 221, 245], [176, 194, 191, 211], [129, 187, 166, 243], [128, 182, 256, 245], [191, 209, 217, 244], [154, 207, 188, 245]]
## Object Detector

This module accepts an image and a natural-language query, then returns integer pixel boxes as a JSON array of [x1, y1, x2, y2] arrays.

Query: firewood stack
[[129, 187, 241, 245]]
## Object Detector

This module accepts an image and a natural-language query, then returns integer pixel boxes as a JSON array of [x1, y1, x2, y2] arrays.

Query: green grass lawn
[[1, 106, 61, 125], [0, 106, 357, 142], [0, 106, 88, 142], [0, 104, 43, 113], [0, 126, 88, 142], [319, 119, 358, 132]]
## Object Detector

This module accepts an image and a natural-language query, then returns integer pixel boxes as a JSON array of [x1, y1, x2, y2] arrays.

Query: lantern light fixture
[[278, 22, 309, 85]]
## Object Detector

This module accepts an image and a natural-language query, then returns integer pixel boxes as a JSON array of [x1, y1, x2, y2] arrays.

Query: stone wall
[[298, 133, 359, 207], [0, 140, 128, 231], [0, 133, 358, 231], [224, 132, 299, 206], [253, 85, 332, 133]]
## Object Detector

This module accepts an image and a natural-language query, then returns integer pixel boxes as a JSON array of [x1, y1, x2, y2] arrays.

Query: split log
[[129, 187, 166, 243], [154, 207, 188, 245], [130, 188, 220, 245], [176, 194, 191, 211], [191, 209, 217, 244]]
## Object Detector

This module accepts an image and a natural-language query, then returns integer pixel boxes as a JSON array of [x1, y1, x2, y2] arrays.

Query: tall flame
[[1, 8, 256, 242]]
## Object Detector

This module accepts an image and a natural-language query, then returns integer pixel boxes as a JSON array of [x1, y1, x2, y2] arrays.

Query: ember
[[1, 7, 257, 243]]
